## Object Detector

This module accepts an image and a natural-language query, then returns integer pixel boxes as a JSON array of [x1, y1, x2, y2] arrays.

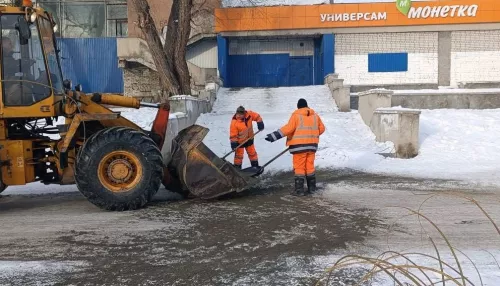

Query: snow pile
[[0, 260, 87, 285], [196, 86, 392, 174], [364, 109, 500, 185]]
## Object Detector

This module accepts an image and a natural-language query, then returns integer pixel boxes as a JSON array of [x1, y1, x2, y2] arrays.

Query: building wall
[[123, 65, 161, 99], [335, 32, 438, 86], [127, 0, 220, 39], [186, 39, 218, 69], [451, 30, 500, 85]]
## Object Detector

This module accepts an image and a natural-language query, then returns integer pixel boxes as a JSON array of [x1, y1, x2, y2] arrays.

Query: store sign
[[408, 5, 478, 19], [397, 0, 412, 16], [320, 12, 387, 22], [320, 3, 479, 23], [215, 0, 500, 33]]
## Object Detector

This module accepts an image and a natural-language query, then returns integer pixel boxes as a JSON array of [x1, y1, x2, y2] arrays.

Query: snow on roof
[[221, 0, 427, 8]]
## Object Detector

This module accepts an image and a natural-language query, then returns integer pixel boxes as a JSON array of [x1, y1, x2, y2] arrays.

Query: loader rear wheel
[[75, 127, 163, 211]]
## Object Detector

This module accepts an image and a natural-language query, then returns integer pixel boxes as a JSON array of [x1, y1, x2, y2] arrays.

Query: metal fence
[[57, 37, 123, 93]]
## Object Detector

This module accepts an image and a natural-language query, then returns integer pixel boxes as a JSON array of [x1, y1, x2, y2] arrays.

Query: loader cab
[[0, 7, 63, 117]]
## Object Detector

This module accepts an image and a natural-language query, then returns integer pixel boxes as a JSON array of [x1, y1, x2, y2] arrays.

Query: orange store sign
[[215, 0, 499, 32]]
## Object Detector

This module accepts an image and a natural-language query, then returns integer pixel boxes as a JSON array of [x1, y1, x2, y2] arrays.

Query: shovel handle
[[222, 130, 262, 160], [261, 147, 290, 169], [251, 147, 290, 177]]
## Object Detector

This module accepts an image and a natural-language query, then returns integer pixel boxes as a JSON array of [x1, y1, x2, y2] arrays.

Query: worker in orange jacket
[[265, 98, 325, 196], [230, 106, 264, 169]]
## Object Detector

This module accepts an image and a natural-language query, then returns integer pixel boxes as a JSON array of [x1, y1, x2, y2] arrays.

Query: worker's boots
[[251, 161, 260, 168], [234, 164, 242, 170], [305, 175, 316, 195], [292, 177, 305, 196]]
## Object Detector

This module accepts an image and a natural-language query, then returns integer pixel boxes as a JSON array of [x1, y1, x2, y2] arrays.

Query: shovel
[[221, 130, 262, 160], [238, 147, 290, 178]]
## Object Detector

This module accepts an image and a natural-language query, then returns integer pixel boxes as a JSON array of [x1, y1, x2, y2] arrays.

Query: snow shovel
[[221, 130, 262, 160], [239, 147, 290, 178]]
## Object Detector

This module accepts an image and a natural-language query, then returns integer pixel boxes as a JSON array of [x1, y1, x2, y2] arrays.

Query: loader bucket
[[168, 125, 258, 199]]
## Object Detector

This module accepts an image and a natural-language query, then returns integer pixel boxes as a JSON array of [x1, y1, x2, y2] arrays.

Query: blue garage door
[[227, 54, 313, 88]]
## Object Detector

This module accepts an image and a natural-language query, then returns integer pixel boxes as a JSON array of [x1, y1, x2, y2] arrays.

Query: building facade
[[118, 0, 221, 99], [38, 0, 128, 38], [215, 0, 500, 89]]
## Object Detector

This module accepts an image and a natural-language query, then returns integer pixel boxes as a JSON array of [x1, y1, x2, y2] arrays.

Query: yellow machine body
[[0, 5, 145, 190]]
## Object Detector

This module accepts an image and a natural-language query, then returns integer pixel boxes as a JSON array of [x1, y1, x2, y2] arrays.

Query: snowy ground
[[197, 86, 393, 173], [365, 109, 500, 185], [197, 86, 500, 186]]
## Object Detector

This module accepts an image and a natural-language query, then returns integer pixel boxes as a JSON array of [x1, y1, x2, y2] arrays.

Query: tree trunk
[[130, 0, 180, 96], [164, 0, 192, 95]]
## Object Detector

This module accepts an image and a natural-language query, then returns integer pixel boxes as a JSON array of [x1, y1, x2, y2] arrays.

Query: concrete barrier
[[357, 89, 421, 158], [160, 90, 217, 163], [357, 89, 393, 126], [169, 95, 212, 126], [371, 108, 421, 158], [324, 73, 351, 112]]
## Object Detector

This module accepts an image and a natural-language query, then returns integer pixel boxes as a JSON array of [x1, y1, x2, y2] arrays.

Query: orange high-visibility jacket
[[230, 110, 263, 144], [278, 107, 325, 154]]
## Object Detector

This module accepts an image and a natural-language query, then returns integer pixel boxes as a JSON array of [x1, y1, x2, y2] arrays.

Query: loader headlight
[[30, 12, 37, 22], [53, 24, 58, 33]]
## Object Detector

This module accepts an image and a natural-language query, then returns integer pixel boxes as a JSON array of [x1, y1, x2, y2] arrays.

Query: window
[[39, 17, 64, 94], [107, 4, 127, 37], [62, 3, 106, 38], [1, 15, 52, 106], [39, 1, 127, 38]]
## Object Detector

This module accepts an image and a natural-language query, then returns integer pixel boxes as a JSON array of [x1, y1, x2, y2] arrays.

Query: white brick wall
[[335, 32, 439, 85], [451, 30, 500, 85]]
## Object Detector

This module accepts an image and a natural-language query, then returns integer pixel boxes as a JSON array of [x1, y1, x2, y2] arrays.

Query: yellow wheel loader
[[0, 1, 275, 211]]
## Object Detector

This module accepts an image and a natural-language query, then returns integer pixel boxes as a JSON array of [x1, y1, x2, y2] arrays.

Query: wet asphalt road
[[1, 169, 499, 286]]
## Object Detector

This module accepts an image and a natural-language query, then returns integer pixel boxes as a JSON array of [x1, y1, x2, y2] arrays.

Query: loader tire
[[75, 127, 164, 211]]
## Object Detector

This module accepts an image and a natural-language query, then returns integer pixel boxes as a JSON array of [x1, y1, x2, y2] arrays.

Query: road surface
[[1, 169, 499, 285]]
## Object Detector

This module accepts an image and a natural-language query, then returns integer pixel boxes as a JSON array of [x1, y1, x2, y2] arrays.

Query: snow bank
[[196, 86, 392, 174], [199, 86, 500, 186], [363, 109, 500, 185]]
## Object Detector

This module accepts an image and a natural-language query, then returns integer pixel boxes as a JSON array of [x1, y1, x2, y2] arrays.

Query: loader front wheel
[[75, 127, 163, 211]]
